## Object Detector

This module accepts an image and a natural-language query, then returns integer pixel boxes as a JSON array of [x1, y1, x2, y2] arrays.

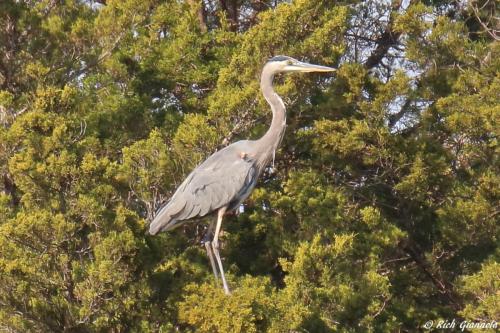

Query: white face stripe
[[265, 60, 290, 73]]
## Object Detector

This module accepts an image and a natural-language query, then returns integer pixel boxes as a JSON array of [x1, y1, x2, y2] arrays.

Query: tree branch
[[2, 172, 19, 207], [219, 0, 239, 31], [187, 0, 208, 33], [401, 240, 462, 311], [469, 0, 499, 41], [388, 97, 412, 128], [364, 0, 412, 70]]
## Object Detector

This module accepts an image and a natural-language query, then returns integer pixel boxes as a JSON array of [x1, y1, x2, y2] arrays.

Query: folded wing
[[149, 147, 257, 235]]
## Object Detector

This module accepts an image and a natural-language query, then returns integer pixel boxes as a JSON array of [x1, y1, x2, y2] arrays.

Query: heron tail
[[148, 201, 184, 235]]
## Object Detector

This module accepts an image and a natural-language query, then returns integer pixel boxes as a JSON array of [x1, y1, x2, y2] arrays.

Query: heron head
[[266, 55, 336, 74]]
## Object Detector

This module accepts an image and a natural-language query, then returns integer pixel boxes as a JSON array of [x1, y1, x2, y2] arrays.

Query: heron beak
[[284, 61, 336, 73]]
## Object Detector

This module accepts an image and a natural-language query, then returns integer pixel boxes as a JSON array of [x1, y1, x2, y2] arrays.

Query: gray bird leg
[[212, 206, 231, 295], [205, 242, 220, 284], [203, 220, 219, 284]]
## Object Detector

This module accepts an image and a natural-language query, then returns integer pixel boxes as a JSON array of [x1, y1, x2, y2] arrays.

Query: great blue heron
[[149, 55, 335, 294]]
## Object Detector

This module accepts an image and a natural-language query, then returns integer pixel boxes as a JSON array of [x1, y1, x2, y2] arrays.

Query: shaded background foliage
[[0, 0, 498, 331]]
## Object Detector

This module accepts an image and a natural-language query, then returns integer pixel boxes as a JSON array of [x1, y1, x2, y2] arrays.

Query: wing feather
[[149, 145, 258, 235]]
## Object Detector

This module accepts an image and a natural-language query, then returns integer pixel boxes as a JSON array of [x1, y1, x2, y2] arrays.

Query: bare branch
[[469, 0, 500, 41]]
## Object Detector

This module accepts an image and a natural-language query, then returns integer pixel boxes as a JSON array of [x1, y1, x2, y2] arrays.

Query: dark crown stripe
[[268, 55, 290, 62]]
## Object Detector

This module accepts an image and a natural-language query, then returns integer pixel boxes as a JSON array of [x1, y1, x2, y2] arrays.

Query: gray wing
[[149, 145, 257, 235]]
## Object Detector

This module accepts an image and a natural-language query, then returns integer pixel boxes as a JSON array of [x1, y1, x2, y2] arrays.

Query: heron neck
[[256, 67, 286, 155]]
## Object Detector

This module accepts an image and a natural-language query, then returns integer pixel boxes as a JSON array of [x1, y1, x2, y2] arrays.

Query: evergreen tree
[[0, 0, 498, 331]]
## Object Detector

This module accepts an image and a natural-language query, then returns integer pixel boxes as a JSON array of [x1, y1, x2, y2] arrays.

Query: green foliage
[[0, 0, 498, 331], [119, 129, 174, 218], [179, 276, 277, 333], [459, 261, 500, 322]]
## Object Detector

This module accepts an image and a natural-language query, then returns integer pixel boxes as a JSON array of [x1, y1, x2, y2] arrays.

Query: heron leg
[[203, 220, 219, 284], [212, 206, 231, 295], [205, 242, 220, 284]]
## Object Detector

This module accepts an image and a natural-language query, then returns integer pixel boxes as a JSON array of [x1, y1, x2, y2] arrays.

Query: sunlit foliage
[[0, 0, 498, 331]]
